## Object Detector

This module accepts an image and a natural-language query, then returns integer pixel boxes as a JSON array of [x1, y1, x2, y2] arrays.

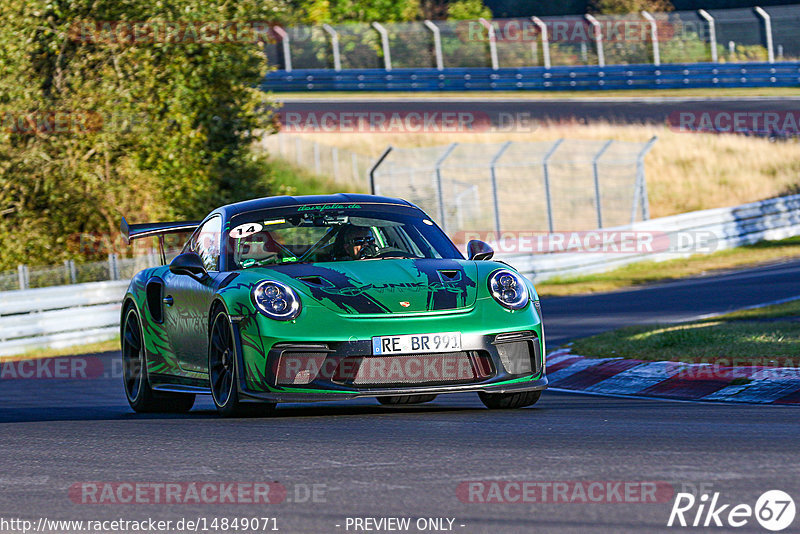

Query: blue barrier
[[262, 62, 800, 92]]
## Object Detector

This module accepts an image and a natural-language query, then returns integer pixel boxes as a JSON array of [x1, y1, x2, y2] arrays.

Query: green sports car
[[120, 194, 547, 417]]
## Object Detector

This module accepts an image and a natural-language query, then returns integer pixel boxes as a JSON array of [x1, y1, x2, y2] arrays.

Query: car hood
[[262, 258, 478, 315]]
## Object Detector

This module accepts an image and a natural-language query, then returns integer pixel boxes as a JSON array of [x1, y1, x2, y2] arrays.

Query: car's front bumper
[[232, 323, 547, 403]]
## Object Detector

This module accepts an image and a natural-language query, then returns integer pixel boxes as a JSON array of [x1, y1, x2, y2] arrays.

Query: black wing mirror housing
[[169, 252, 208, 279], [467, 240, 494, 261]]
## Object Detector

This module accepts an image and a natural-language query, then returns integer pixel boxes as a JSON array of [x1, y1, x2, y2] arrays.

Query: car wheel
[[209, 310, 276, 418], [377, 395, 437, 405], [478, 390, 541, 409], [121, 305, 195, 413]]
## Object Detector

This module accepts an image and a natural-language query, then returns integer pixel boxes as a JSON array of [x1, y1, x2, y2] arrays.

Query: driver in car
[[334, 225, 377, 260]]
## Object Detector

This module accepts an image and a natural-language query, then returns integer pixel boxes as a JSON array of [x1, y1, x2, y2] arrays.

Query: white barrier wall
[[0, 281, 129, 357], [499, 193, 800, 282]]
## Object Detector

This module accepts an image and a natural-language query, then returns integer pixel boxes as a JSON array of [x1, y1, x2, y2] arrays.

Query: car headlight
[[252, 281, 301, 320], [488, 269, 529, 310]]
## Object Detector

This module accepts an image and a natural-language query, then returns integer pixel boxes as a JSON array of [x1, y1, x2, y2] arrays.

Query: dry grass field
[[288, 123, 800, 218]]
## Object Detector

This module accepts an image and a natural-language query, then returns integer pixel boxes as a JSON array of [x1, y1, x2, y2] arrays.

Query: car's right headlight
[[252, 281, 302, 321], [488, 269, 529, 310]]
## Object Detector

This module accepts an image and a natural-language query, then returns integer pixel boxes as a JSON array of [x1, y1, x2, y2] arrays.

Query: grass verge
[[568, 299, 800, 363], [0, 338, 120, 362], [537, 236, 800, 297], [265, 155, 363, 195]]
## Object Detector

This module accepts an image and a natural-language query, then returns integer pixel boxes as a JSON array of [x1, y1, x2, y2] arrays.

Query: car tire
[[377, 395, 437, 405], [209, 310, 276, 418], [121, 305, 195, 413], [478, 390, 541, 409]]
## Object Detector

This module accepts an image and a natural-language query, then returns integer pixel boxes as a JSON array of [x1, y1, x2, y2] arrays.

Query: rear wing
[[121, 216, 201, 264]]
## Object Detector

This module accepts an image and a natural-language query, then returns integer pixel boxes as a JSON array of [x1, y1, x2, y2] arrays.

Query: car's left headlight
[[252, 281, 302, 320], [488, 269, 529, 310]]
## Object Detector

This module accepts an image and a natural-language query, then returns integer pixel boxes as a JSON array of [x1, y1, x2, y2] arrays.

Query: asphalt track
[[278, 96, 800, 126], [1, 258, 799, 533]]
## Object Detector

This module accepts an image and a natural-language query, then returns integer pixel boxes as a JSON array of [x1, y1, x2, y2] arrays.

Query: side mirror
[[169, 252, 208, 279], [467, 240, 494, 261]]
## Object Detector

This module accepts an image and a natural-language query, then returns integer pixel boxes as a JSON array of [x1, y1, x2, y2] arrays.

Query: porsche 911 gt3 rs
[[120, 194, 547, 416]]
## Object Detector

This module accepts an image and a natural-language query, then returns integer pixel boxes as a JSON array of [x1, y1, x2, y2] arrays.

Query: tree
[[0, 0, 283, 269]]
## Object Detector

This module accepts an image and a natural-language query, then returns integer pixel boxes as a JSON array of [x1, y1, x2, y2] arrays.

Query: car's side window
[[187, 216, 222, 272]]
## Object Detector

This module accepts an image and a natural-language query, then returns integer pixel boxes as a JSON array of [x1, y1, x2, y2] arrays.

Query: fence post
[[531, 17, 551, 69], [479, 18, 499, 70], [369, 146, 394, 195], [278, 133, 285, 155], [698, 10, 718, 62], [108, 254, 119, 281], [584, 14, 605, 67], [632, 136, 658, 223], [372, 22, 392, 71], [423, 20, 444, 70], [273, 26, 293, 72], [17, 264, 28, 290], [542, 139, 564, 233], [434, 144, 458, 232], [489, 141, 512, 235], [69, 260, 77, 284], [754, 7, 775, 64], [641, 11, 660, 66], [332, 147, 340, 181], [321, 24, 342, 71], [592, 140, 614, 229]]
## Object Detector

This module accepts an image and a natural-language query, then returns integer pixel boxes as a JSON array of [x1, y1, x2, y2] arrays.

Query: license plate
[[372, 332, 462, 355]]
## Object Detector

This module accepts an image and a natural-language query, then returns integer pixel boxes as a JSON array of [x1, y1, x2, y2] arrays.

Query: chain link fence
[[370, 138, 656, 237], [265, 5, 799, 71], [260, 133, 375, 191], [0, 254, 161, 292]]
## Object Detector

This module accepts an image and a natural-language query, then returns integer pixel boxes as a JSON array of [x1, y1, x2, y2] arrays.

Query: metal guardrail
[[1, 193, 799, 356], [500, 193, 800, 282], [0, 281, 128, 357], [262, 62, 800, 92]]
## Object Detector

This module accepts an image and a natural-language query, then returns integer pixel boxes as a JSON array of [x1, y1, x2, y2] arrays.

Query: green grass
[[538, 236, 800, 297], [265, 156, 363, 195], [1, 338, 120, 362], [275, 87, 800, 100], [568, 299, 800, 363]]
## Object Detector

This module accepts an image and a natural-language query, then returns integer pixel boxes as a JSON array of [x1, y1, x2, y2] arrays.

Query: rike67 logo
[[668, 490, 795, 531]]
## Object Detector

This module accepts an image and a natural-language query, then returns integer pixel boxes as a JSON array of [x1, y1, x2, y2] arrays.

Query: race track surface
[[278, 97, 800, 126], [2, 259, 799, 533]]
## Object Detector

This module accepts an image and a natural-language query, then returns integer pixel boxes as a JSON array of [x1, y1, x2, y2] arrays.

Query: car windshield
[[226, 204, 462, 270]]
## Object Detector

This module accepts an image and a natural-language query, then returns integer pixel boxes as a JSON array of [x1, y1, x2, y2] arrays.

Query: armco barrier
[[0, 281, 128, 357], [1, 194, 799, 357], [262, 62, 800, 92], [499, 193, 800, 282]]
